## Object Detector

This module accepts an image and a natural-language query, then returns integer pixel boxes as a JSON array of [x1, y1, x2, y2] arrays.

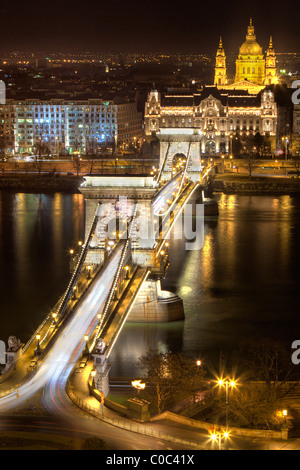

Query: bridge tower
[[80, 176, 185, 324], [158, 128, 202, 183]]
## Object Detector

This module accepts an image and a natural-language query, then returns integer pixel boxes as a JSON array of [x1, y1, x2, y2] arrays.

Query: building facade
[[144, 86, 277, 155], [292, 103, 300, 156], [0, 98, 143, 155]]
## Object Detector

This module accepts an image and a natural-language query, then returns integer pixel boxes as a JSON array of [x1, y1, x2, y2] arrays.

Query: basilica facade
[[215, 19, 277, 93]]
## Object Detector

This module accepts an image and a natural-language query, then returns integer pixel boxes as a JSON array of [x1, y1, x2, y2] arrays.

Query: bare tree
[[137, 349, 206, 414], [33, 156, 45, 175], [244, 152, 257, 179], [72, 155, 86, 176], [291, 155, 300, 178]]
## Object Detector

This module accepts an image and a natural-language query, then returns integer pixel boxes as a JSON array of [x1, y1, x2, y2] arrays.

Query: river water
[[1, 191, 300, 377]]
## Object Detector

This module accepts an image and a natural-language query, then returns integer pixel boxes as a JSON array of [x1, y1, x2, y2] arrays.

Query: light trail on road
[[0, 245, 123, 412]]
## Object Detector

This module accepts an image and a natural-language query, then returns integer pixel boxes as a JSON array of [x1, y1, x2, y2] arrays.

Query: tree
[[291, 155, 300, 178], [34, 139, 50, 159], [0, 159, 6, 176], [72, 155, 85, 176], [244, 152, 257, 178], [206, 337, 297, 430], [33, 156, 45, 176], [254, 132, 264, 156], [137, 349, 206, 414], [232, 133, 242, 157]]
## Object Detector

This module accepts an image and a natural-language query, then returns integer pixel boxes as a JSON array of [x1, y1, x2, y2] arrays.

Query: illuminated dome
[[238, 19, 263, 56], [239, 40, 262, 56]]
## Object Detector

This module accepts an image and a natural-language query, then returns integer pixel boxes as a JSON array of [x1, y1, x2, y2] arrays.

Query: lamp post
[[35, 334, 41, 356], [87, 265, 91, 280], [91, 369, 96, 388], [218, 378, 237, 450], [131, 379, 146, 398]]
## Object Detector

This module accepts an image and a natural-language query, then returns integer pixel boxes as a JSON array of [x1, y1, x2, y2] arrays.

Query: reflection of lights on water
[[218, 194, 238, 210], [180, 285, 192, 295]]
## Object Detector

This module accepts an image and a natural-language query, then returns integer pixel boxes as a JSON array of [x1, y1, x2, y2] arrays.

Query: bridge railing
[[22, 202, 101, 355], [105, 267, 150, 358], [54, 201, 101, 320], [93, 203, 139, 347]]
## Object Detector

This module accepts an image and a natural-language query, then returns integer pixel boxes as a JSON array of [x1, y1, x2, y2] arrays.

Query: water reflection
[[1, 192, 300, 378], [112, 194, 300, 375], [0, 191, 85, 342]]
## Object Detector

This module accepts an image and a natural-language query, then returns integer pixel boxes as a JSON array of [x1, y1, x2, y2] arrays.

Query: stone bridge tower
[[158, 128, 202, 182]]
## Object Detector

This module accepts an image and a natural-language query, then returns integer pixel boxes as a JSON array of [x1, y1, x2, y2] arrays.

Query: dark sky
[[0, 0, 299, 54]]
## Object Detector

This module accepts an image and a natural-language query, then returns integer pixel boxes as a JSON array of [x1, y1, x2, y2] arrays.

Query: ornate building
[[215, 19, 278, 95], [144, 86, 277, 155]]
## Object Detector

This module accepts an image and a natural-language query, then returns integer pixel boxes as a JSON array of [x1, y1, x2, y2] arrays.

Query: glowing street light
[[125, 265, 129, 279], [35, 334, 41, 355], [217, 378, 237, 449], [91, 369, 96, 388], [84, 335, 89, 355], [131, 379, 146, 397], [87, 265, 92, 279]]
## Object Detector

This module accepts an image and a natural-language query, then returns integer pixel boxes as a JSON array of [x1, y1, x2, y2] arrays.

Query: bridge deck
[[100, 267, 149, 357]]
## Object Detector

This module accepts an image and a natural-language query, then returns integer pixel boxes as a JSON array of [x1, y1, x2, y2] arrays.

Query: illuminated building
[[214, 37, 227, 86], [215, 19, 278, 95], [144, 86, 277, 155], [0, 98, 143, 155]]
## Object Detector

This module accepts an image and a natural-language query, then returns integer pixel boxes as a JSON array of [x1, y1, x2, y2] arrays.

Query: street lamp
[[87, 265, 91, 279], [131, 379, 146, 397], [210, 428, 229, 450], [35, 334, 41, 355], [91, 369, 96, 388], [124, 265, 129, 279], [72, 285, 77, 300], [217, 378, 237, 449]]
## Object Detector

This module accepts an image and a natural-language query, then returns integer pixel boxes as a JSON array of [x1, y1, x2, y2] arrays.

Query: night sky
[[0, 0, 299, 54]]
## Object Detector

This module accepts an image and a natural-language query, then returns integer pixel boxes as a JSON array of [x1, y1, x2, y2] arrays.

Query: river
[[0, 191, 299, 377]]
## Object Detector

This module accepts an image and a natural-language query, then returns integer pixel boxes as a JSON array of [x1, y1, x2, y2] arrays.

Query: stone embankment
[[213, 175, 300, 195], [0, 174, 84, 193]]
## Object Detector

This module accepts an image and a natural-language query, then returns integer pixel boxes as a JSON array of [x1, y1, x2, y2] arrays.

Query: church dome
[[239, 40, 262, 56], [238, 19, 263, 56]]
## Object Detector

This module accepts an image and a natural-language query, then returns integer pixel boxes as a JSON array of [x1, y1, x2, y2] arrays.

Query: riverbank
[[213, 174, 300, 195], [0, 174, 84, 193]]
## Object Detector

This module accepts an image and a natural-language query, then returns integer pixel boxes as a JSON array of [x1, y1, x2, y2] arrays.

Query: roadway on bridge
[[0, 244, 123, 413]]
